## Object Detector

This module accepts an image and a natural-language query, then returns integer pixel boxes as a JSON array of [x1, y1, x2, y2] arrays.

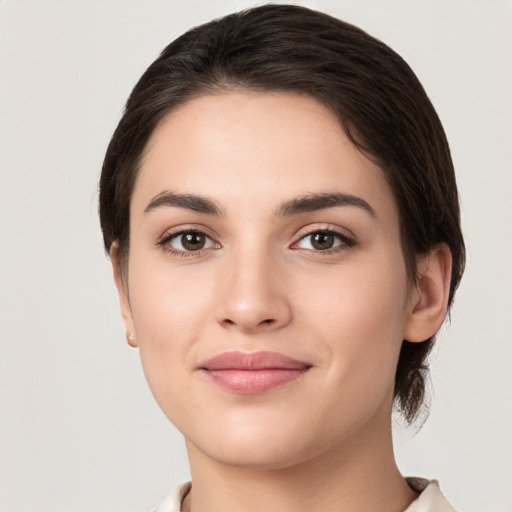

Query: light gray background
[[1, 1, 511, 511]]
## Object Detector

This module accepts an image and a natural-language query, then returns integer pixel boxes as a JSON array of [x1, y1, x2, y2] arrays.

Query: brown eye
[[294, 230, 353, 252], [311, 232, 335, 250], [163, 230, 217, 253], [181, 232, 206, 250]]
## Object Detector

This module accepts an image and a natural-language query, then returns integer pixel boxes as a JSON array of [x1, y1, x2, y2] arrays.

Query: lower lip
[[202, 368, 308, 394]]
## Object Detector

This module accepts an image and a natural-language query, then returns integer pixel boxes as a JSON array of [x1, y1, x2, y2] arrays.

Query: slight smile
[[198, 351, 312, 394]]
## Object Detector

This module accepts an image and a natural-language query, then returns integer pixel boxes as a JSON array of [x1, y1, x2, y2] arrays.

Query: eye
[[293, 230, 354, 252], [160, 230, 218, 254]]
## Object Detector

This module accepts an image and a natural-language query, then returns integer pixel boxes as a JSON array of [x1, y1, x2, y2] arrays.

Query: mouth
[[198, 351, 312, 394]]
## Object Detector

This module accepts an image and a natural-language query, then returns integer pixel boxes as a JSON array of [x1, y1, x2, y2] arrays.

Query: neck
[[183, 412, 417, 512]]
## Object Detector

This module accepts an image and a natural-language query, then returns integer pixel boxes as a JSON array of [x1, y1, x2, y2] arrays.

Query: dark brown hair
[[99, 4, 465, 422]]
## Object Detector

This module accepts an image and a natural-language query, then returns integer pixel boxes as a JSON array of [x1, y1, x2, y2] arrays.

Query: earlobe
[[404, 243, 453, 343], [110, 243, 138, 348]]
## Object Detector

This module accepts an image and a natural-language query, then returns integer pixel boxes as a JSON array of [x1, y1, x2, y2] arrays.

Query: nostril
[[261, 319, 275, 325]]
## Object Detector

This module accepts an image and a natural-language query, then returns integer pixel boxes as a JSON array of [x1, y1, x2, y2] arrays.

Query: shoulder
[[151, 478, 457, 512], [152, 482, 191, 512], [404, 478, 457, 512]]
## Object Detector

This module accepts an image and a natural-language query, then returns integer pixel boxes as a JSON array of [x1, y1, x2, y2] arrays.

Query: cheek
[[297, 251, 408, 329], [128, 250, 216, 335], [126, 253, 218, 398], [294, 254, 409, 383]]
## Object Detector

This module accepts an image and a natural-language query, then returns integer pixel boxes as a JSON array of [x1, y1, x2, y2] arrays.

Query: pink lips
[[199, 351, 311, 394]]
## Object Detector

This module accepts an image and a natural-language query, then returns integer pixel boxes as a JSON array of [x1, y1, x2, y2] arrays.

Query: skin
[[112, 92, 452, 512]]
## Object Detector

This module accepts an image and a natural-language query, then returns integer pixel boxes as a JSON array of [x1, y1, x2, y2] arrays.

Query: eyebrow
[[144, 191, 375, 218], [144, 191, 224, 216], [278, 192, 376, 217]]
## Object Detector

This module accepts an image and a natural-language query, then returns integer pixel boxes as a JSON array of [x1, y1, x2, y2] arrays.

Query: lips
[[198, 351, 311, 394]]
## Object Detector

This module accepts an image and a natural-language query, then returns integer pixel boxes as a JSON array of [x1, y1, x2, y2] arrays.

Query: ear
[[110, 243, 138, 348], [404, 243, 453, 343]]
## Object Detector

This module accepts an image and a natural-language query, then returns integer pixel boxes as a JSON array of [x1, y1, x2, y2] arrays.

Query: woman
[[99, 5, 464, 511]]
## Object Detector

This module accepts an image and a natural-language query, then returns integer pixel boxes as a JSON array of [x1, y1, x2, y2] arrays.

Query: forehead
[[133, 92, 396, 220]]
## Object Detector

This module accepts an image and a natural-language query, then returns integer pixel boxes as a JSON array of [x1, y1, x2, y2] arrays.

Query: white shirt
[[153, 478, 456, 511], [404, 478, 456, 511]]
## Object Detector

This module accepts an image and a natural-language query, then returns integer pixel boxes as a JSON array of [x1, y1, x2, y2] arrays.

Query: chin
[[157, 373, 395, 472], [175, 404, 306, 469], [187, 432, 317, 472], [181, 404, 355, 473]]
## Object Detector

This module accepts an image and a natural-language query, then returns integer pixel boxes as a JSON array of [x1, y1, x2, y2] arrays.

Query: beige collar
[[153, 478, 456, 512]]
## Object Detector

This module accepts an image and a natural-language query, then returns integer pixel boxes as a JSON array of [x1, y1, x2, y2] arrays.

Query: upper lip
[[199, 351, 311, 371]]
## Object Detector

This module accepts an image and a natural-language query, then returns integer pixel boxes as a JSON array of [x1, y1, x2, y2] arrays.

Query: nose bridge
[[216, 241, 291, 332]]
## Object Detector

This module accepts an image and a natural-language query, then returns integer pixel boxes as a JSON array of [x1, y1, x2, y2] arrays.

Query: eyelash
[[157, 228, 355, 257], [157, 228, 219, 257], [291, 229, 355, 255]]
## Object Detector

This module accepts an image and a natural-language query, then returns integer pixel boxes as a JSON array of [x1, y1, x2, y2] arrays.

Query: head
[[99, 4, 464, 425]]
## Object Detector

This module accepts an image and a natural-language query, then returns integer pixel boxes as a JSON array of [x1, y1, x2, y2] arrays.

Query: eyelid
[[156, 223, 355, 256], [290, 224, 356, 252], [292, 223, 355, 242], [157, 224, 219, 242], [157, 225, 221, 255]]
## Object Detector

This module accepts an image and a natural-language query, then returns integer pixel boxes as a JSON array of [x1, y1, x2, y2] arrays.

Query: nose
[[215, 249, 292, 334]]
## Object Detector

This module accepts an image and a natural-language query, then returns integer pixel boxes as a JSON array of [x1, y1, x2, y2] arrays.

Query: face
[[117, 92, 420, 471]]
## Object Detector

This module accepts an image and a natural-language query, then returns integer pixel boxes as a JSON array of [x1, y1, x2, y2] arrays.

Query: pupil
[[182, 233, 205, 250], [312, 232, 334, 250]]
